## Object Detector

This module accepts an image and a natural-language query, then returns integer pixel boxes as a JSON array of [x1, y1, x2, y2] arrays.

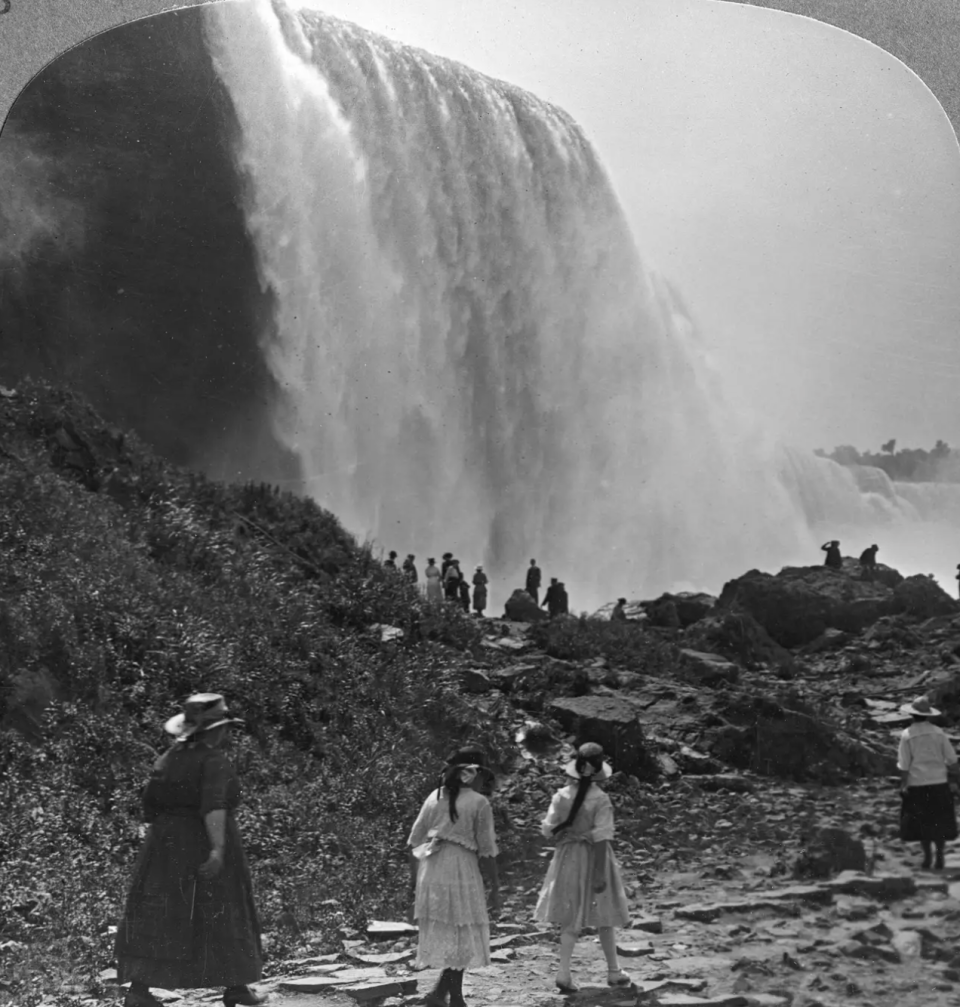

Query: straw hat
[[564, 741, 613, 780], [898, 695, 941, 718], [164, 693, 244, 738]]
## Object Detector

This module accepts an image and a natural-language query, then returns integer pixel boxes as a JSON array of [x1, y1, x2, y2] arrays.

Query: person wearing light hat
[[897, 695, 960, 871], [408, 748, 500, 1007], [534, 743, 631, 993], [115, 694, 265, 1007]]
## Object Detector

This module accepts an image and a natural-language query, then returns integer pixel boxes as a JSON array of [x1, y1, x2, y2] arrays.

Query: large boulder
[[547, 695, 651, 777], [677, 649, 739, 687], [641, 592, 716, 629], [794, 827, 867, 879], [892, 575, 958, 620], [702, 694, 896, 782], [716, 566, 899, 648], [683, 609, 795, 670], [503, 589, 548, 623]]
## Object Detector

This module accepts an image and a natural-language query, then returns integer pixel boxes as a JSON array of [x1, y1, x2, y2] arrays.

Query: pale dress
[[408, 787, 499, 969], [534, 784, 630, 931], [425, 565, 443, 604]]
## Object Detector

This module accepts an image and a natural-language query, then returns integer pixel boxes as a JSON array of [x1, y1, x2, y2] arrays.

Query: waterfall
[[203, 0, 960, 610]]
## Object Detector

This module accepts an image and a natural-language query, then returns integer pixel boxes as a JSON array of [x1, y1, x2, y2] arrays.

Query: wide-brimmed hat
[[899, 695, 941, 718], [164, 693, 244, 738], [564, 742, 613, 780]]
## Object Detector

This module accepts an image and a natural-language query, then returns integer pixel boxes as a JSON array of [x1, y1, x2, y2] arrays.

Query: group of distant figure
[[524, 559, 570, 618], [382, 553, 573, 618], [821, 539, 880, 579], [384, 550, 489, 615], [823, 540, 960, 599]]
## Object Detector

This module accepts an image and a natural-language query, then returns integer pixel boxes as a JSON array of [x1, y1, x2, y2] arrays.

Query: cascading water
[[203, 0, 960, 610]]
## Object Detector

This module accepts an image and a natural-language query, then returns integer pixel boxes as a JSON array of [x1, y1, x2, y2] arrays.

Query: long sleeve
[[408, 793, 437, 848], [199, 751, 236, 816], [474, 797, 499, 857], [897, 732, 912, 772], [541, 790, 568, 838], [943, 733, 959, 767], [588, 794, 616, 843]]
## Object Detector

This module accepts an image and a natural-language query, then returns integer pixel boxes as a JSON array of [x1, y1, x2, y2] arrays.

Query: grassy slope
[[0, 379, 512, 1004]]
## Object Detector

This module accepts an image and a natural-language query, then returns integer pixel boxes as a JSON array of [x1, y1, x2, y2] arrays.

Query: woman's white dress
[[424, 565, 443, 604], [408, 788, 498, 968], [534, 784, 630, 931]]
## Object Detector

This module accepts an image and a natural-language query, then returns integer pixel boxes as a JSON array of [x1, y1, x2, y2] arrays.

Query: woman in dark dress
[[116, 694, 265, 1007]]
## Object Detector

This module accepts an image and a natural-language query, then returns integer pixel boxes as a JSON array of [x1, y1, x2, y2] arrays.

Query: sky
[[282, 0, 960, 454]]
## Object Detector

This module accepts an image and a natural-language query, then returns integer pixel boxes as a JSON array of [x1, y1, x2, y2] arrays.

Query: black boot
[[222, 986, 267, 1007], [124, 984, 164, 1007], [921, 841, 933, 870], [448, 969, 466, 1007], [936, 842, 946, 871], [424, 970, 452, 1007]]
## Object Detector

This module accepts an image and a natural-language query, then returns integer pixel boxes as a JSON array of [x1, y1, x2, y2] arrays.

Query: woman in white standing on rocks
[[408, 748, 500, 1007], [535, 742, 631, 994], [898, 695, 959, 871]]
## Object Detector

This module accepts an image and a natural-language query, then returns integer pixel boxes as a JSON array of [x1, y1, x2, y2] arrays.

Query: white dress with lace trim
[[408, 788, 498, 968]]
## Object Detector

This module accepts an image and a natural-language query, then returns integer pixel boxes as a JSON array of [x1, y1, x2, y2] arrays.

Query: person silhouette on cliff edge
[[859, 544, 879, 581], [821, 540, 842, 569], [526, 559, 542, 606]]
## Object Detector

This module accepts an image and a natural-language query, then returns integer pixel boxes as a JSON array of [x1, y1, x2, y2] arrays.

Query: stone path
[[114, 829, 960, 1007]]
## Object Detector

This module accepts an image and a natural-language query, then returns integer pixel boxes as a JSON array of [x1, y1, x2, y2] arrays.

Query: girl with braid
[[408, 749, 500, 1007], [535, 743, 631, 994]]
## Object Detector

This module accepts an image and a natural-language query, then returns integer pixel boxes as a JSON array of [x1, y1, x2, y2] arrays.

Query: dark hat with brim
[[165, 693, 244, 739]]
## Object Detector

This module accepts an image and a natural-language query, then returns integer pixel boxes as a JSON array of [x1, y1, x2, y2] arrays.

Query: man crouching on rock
[[897, 695, 960, 871]]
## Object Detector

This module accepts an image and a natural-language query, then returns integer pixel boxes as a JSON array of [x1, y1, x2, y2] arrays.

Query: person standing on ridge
[[458, 573, 471, 612], [542, 578, 561, 618], [402, 554, 418, 584], [444, 558, 462, 601], [558, 582, 570, 616], [821, 540, 842, 569], [526, 559, 542, 606], [425, 558, 443, 605], [472, 567, 488, 616], [859, 544, 879, 581], [384, 550, 398, 571], [897, 695, 960, 871], [610, 598, 628, 622], [441, 553, 454, 578]]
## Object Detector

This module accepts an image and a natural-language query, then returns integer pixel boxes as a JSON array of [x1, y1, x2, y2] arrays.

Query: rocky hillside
[[4, 379, 960, 1007]]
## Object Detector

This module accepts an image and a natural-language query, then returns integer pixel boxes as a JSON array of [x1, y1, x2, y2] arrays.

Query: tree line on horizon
[[815, 439, 960, 483]]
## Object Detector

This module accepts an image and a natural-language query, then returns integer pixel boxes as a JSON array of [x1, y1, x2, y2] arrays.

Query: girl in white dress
[[408, 749, 500, 1007], [535, 743, 631, 993]]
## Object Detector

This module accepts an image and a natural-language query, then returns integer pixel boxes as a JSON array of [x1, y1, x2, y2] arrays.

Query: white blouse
[[540, 784, 615, 843], [898, 721, 958, 786]]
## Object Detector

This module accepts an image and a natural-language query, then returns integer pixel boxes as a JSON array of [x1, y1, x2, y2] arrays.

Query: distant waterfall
[[204, 0, 960, 609]]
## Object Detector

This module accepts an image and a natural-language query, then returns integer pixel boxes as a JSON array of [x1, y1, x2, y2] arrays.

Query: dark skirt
[[116, 813, 262, 989], [900, 783, 958, 842]]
